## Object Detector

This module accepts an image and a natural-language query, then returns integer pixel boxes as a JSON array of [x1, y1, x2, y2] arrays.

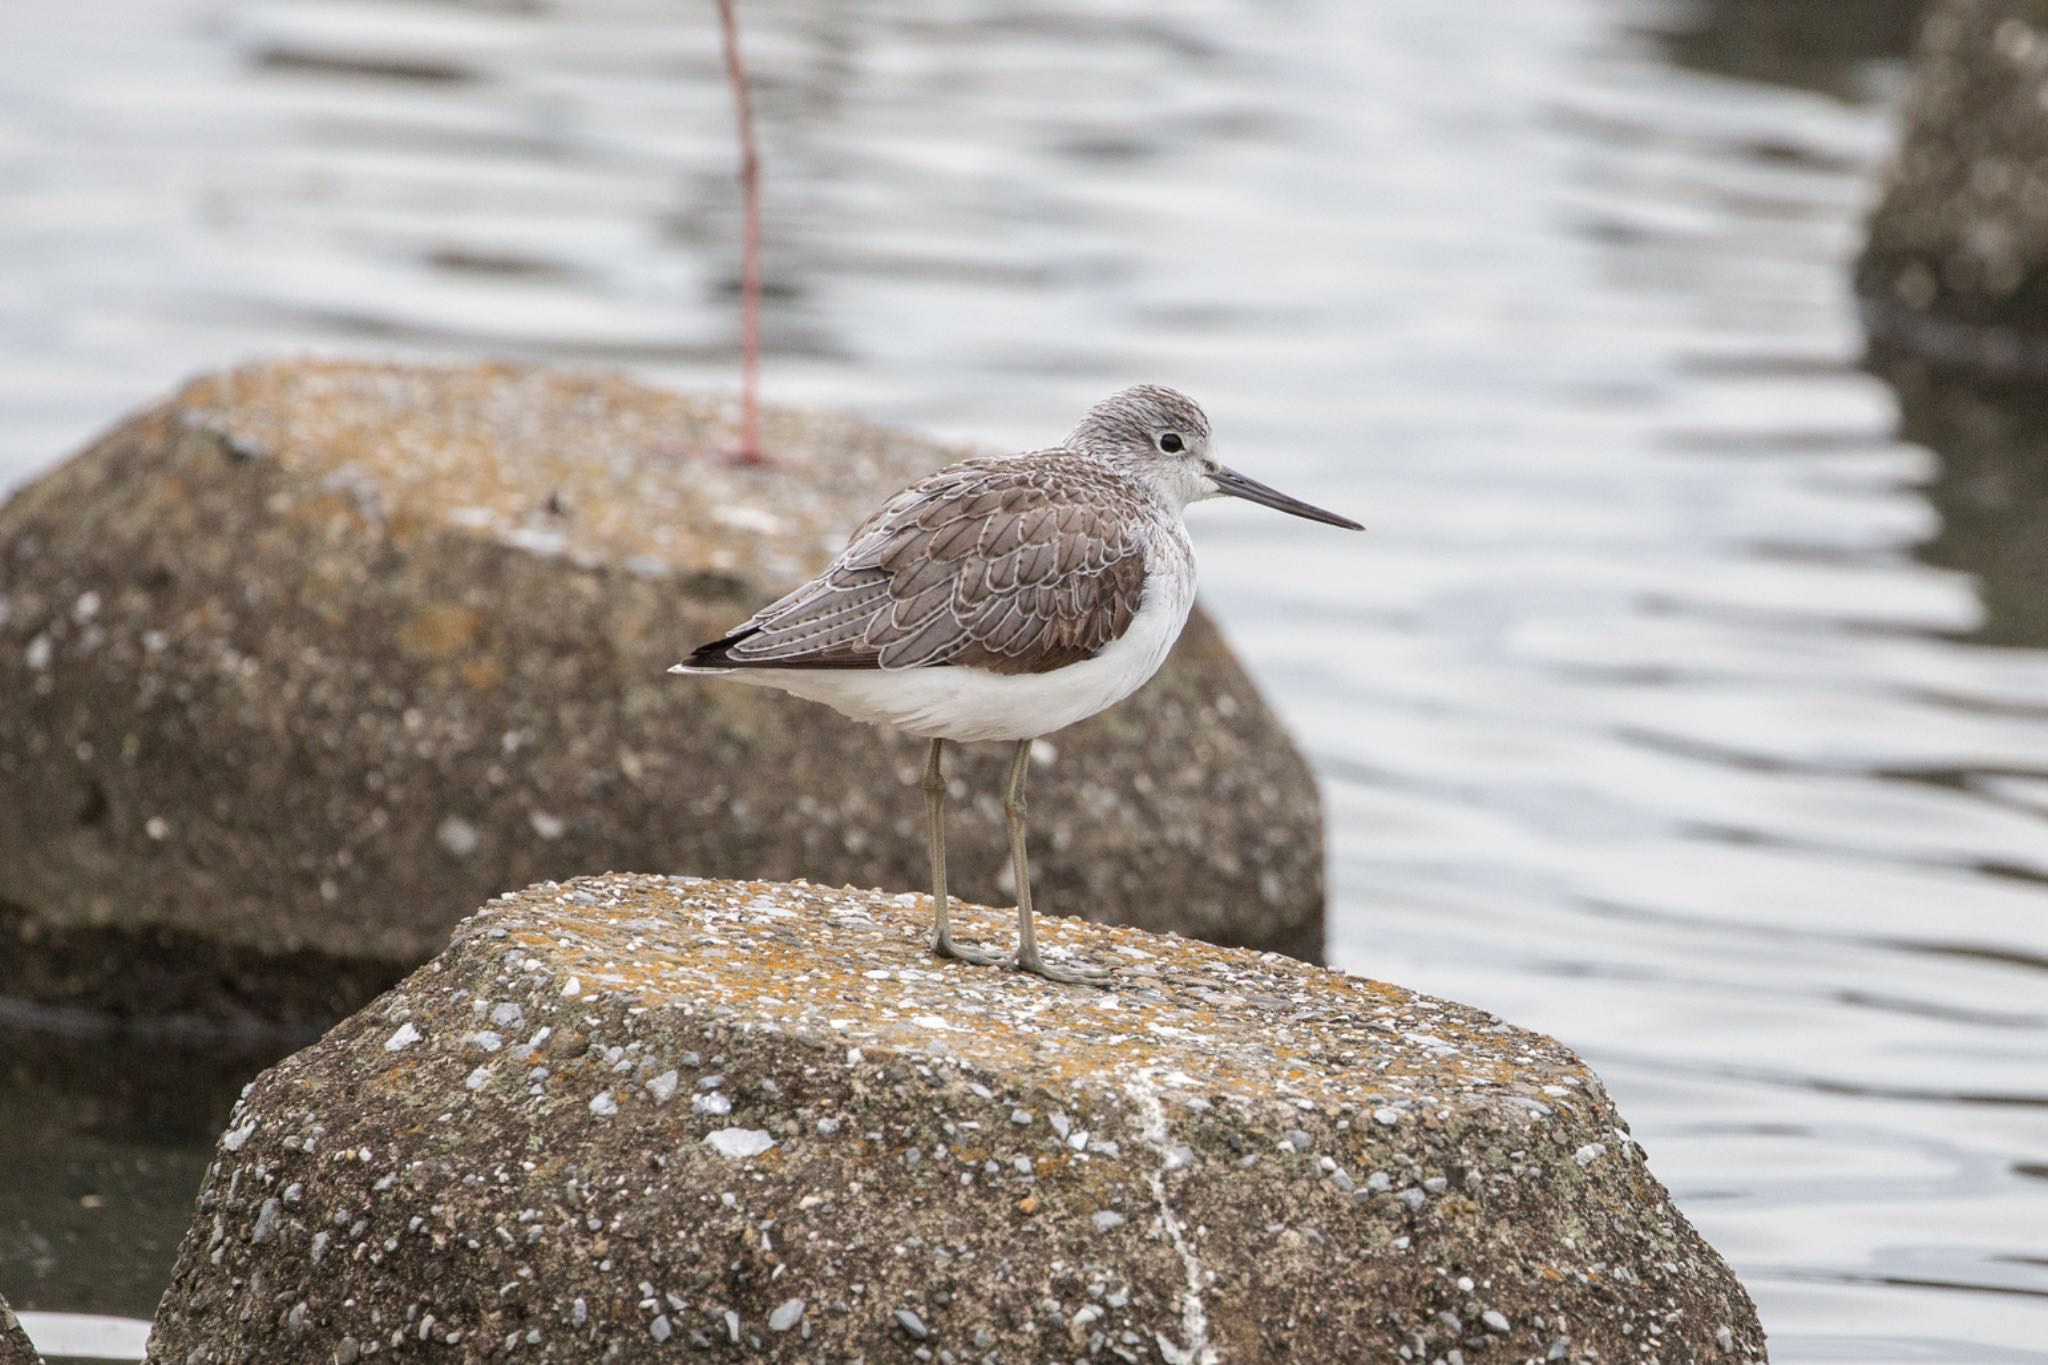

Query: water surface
[[3, 0, 2046, 1358]]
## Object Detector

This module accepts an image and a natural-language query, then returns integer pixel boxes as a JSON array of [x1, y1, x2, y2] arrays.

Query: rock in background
[[0, 1294, 43, 1365], [0, 363, 1324, 1029], [1858, 0, 2048, 368], [146, 875, 1767, 1364]]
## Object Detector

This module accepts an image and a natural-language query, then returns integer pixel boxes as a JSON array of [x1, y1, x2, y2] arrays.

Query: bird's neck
[[1077, 448, 1202, 518]]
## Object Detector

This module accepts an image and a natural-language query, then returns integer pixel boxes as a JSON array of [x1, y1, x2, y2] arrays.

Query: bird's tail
[[667, 627, 760, 675]]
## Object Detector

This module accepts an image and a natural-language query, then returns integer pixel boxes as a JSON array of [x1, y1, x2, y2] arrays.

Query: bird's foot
[[1015, 946, 1113, 985], [931, 931, 1006, 968]]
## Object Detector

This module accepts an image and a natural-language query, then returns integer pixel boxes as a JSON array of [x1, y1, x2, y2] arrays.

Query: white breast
[[717, 533, 1198, 744]]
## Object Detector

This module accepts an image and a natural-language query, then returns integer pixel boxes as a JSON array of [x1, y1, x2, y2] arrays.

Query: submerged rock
[[1858, 0, 2048, 368], [147, 875, 1767, 1363], [0, 362, 1323, 1029], [0, 1293, 42, 1365]]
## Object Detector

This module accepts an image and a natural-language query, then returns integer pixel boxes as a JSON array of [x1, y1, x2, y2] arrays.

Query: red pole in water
[[715, 0, 766, 464]]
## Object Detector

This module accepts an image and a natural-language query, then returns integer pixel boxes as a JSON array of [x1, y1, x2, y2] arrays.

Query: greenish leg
[[925, 737, 1002, 966], [1006, 738, 1110, 984]]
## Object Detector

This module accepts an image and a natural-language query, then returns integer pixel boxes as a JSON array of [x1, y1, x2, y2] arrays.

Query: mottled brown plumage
[[690, 453, 1160, 676], [674, 385, 1360, 984]]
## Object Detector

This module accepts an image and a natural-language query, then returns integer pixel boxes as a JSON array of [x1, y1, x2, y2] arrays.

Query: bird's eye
[[1157, 432, 1185, 454]]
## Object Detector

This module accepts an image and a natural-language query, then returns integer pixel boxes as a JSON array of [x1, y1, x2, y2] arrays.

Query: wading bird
[[674, 387, 1361, 982]]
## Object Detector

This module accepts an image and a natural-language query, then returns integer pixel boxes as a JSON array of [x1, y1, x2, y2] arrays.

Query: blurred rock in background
[[1859, 0, 2048, 369], [0, 1291, 43, 1365]]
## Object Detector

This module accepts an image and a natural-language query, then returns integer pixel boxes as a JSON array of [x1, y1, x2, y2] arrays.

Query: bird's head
[[1067, 385, 1363, 530]]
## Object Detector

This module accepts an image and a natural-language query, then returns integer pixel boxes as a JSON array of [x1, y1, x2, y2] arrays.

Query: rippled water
[[5, 0, 2047, 1358]]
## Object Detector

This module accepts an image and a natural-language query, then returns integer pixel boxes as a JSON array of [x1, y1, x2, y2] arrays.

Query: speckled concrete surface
[[1858, 0, 2048, 367], [0, 1293, 42, 1365], [147, 874, 1766, 1364], [0, 362, 1323, 1029]]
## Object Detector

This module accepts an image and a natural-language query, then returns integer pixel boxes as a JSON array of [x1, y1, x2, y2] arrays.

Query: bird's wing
[[688, 455, 1152, 674]]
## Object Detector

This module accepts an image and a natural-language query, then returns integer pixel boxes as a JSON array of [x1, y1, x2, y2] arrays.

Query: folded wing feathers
[[707, 455, 1151, 674], [889, 554, 954, 601], [722, 577, 890, 661]]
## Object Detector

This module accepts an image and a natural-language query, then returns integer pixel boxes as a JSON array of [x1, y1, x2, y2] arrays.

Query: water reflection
[[1873, 345, 2048, 648], [0, 0, 2045, 1359], [1647, 0, 1924, 99], [0, 1017, 290, 1319]]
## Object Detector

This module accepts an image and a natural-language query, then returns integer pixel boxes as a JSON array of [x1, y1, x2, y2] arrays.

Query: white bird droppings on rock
[[704, 1128, 774, 1159], [383, 1022, 421, 1052]]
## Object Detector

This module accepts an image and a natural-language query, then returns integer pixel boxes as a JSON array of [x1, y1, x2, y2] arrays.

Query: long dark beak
[[1209, 465, 1364, 530]]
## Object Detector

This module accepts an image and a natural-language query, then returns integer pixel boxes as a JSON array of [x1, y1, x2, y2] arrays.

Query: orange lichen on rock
[[485, 874, 1592, 1116]]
